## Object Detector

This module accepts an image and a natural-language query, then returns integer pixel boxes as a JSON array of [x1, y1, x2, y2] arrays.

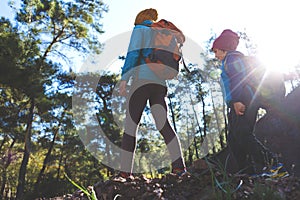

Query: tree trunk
[[210, 88, 225, 149], [168, 96, 177, 132], [0, 138, 16, 198], [57, 145, 64, 180], [16, 98, 34, 199], [33, 126, 59, 192], [0, 135, 8, 153]]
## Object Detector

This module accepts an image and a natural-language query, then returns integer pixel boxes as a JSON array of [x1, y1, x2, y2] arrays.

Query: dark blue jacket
[[221, 51, 253, 106]]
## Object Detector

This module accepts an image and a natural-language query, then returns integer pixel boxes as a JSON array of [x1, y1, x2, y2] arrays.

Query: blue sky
[[0, 1, 14, 19], [1, 0, 300, 72]]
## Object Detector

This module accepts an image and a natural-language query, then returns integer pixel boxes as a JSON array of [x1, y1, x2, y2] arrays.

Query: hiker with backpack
[[117, 8, 187, 181], [211, 29, 288, 178]]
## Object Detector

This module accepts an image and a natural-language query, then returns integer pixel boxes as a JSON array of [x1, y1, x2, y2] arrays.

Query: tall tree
[[0, 0, 108, 198]]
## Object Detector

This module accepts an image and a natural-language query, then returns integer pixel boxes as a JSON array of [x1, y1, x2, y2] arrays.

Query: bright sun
[[257, 53, 289, 74], [253, 34, 299, 75]]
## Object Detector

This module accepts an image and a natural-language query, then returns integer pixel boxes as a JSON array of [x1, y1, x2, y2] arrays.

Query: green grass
[[64, 172, 98, 200], [250, 182, 285, 200]]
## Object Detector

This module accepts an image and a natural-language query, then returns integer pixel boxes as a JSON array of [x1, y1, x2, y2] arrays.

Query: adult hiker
[[117, 8, 187, 181]]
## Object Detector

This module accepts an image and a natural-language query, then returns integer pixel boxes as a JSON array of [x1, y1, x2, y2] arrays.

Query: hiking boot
[[250, 163, 288, 179], [261, 163, 289, 179], [262, 163, 282, 176], [271, 169, 289, 179], [171, 168, 190, 177], [112, 172, 134, 182], [265, 167, 289, 179], [269, 163, 283, 174]]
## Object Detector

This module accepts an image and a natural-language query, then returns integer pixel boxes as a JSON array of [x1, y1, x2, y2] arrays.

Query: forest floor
[[49, 159, 300, 200]]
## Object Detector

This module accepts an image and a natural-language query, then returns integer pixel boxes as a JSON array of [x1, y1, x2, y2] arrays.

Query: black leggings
[[120, 81, 185, 173]]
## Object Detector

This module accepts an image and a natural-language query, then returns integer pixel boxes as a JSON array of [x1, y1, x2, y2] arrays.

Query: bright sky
[[99, 0, 300, 72], [1, 0, 300, 72]]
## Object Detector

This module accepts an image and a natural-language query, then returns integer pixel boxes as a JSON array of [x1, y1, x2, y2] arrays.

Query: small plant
[[250, 182, 284, 200], [205, 156, 243, 200], [64, 173, 98, 200]]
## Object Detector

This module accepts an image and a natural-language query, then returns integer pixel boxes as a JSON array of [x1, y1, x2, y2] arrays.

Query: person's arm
[[121, 26, 146, 82], [225, 54, 247, 115], [225, 54, 247, 104]]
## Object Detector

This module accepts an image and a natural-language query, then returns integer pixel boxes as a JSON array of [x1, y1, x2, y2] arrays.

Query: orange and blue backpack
[[144, 19, 189, 80]]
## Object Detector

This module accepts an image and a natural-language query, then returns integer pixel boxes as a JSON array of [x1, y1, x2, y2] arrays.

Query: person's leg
[[227, 109, 255, 174], [246, 102, 278, 170], [148, 84, 186, 171], [120, 84, 149, 173], [235, 100, 277, 174]]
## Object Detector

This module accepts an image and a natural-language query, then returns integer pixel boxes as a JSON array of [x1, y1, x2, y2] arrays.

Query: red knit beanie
[[212, 29, 239, 51]]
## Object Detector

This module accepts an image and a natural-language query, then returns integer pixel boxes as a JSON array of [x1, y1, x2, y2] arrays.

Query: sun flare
[[256, 50, 296, 75], [252, 31, 300, 75]]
